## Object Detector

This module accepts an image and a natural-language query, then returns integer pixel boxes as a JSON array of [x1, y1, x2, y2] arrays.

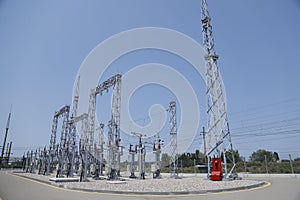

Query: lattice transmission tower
[[168, 101, 178, 178], [201, 0, 237, 179]]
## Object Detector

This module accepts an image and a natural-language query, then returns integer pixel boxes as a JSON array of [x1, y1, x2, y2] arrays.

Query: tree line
[[160, 149, 300, 174]]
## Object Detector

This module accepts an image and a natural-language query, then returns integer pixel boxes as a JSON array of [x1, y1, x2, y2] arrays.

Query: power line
[[229, 97, 300, 117]]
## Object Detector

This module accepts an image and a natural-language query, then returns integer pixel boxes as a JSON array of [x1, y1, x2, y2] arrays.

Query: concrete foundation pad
[[106, 180, 127, 184], [49, 177, 80, 182]]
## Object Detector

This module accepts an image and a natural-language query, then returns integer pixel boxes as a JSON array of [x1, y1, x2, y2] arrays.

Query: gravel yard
[[13, 171, 265, 194]]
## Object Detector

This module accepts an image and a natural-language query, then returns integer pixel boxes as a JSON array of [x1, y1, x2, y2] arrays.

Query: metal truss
[[48, 105, 70, 176], [86, 74, 122, 180], [168, 101, 178, 178], [201, 0, 236, 179]]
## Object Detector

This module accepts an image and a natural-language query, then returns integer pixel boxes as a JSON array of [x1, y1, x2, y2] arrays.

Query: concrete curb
[[62, 181, 267, 195], [12, 172, 56, 186], [239, 173, 300, 178], [12, 172, 267, 196]]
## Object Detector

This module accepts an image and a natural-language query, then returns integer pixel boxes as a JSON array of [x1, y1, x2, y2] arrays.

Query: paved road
[[0, 171, 299, 200]]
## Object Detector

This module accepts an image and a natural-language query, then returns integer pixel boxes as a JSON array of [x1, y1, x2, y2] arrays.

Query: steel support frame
[[168, 101, 178, 178], [201, 0, 236, 180], [48, 105, 70, 177], [86, 74, 122, 180], [153, 133, 162, 179]]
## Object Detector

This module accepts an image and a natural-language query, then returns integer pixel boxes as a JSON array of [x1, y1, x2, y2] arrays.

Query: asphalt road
[[0, 171, 299, 200]]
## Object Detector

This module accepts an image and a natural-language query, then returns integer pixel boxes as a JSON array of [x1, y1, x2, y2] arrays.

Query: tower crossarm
[[68, 113, 88, 124], [94, 74, 121, 95], [54, 105, 70, 118]]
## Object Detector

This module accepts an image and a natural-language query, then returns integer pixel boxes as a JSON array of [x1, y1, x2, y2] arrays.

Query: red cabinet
[[210, 158, 223, 181]]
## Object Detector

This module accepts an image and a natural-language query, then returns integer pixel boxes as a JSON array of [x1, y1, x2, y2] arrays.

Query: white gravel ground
[[14, 171, 264, 194]]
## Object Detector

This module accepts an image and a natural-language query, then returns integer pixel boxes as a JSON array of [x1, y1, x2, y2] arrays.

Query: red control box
[[210, 158, 223, 181]]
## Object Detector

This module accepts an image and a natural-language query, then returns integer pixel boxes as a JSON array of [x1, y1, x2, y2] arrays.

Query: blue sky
[[0, 0, 300, 160]]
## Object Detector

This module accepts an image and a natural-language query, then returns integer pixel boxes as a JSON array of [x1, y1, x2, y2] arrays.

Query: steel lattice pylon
[[112, 74, 122, 175], [168, 101, 178, 178], [201, 0, 237, 179]]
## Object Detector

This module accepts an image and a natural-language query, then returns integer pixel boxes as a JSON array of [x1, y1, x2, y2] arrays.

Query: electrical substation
[[6, 0, 240, 190]]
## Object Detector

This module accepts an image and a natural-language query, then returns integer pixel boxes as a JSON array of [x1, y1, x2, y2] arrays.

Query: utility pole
[[289, 154, 294, 175], [201, 127, 207, 166], [180, 159, 183, 177], [1, 108, 12, 168], [5, 143, 9, 165], [244, 157, 247, 174], [194, 159, 196, 175], [264, 155, 269, 174], [6, 141, 12, 166]]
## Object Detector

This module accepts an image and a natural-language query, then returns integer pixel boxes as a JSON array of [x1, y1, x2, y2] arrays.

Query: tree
[[250, 149, 277, 162], [177, 150, 206, 167], [195, 150, 200, 159], [294, 157, 300, 162], [273, 152, 280, 162], [224, 150, 242, 163], [178, 153, 193, 167]]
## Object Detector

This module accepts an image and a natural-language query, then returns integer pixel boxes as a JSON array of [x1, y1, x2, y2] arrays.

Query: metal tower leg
[[98, 123, 104, 176]]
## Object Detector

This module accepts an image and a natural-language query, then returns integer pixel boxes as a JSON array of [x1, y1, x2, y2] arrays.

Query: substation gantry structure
[[23, 74, 122, 181], [84, 74, 122, 180], [201, 0, 237, 180], [45, 101, 85, 178], [49, 105, 71, 177]]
